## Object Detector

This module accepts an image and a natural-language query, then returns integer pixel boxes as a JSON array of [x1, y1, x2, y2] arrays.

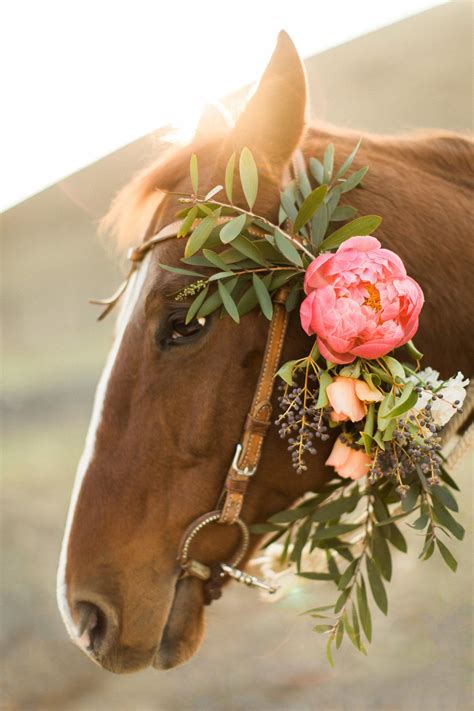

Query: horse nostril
[[75, 601, 108, 655]]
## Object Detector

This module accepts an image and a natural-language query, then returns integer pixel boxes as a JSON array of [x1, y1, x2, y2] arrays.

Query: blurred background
[[1, 2, 473, 709]]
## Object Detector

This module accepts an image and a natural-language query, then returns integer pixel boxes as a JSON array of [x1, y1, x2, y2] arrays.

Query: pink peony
[[326, 436, 371, 480], [300, 236, 424, 364], [327, 376, 384, 422]]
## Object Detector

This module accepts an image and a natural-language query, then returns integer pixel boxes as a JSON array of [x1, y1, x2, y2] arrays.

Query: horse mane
[[101, 123, 474, 250]]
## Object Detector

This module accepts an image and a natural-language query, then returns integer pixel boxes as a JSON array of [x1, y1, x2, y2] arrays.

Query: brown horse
[[57, 32, 474, 673]]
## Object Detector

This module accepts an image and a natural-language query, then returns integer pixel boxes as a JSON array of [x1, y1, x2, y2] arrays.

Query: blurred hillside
[[1, 3, 473, 710]]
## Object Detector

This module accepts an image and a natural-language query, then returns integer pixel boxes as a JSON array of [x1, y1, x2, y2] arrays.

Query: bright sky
[[1, 0, 444, 212]]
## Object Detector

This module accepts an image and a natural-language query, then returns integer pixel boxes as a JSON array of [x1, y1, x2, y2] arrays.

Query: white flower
[[431, 372, 470, 427], [407, 368, 469, 428]]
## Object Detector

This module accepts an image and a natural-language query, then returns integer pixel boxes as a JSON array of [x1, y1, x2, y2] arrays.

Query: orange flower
[[325, 436, 371, 480], [326, 376, 383, 423]]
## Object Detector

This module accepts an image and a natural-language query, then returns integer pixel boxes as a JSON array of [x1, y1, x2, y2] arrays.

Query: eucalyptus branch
[[181, 196, 316, 260]]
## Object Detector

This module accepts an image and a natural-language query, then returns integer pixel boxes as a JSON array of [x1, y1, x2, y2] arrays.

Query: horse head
[[57, 33, 332, 673]]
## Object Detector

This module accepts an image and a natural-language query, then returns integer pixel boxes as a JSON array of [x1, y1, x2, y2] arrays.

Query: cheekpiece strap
[[218, 286, 290, 524]]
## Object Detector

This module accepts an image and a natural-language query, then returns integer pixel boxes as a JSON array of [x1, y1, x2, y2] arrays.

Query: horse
[[56, 31, 474, 673]]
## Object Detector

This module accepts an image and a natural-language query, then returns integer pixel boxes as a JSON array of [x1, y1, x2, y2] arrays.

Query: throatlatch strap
[[218, 288, 290, 524]]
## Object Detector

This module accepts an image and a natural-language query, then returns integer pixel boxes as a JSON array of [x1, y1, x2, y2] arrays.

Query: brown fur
[[63, 32, 474, 674]]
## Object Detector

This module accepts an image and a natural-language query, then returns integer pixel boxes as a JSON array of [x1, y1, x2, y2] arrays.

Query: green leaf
[[316, 371, 332, 409], [220, 214, 247, 244], [386, 523, 408, 553], [376, 393, 396, 432], [208, 271, 235, 282], [366, 557, 388, 615], [252, 273, 273, 320], [335, 589, 350, 615], [299, 572, 334, 581], [293, 185, 328, 232], [314, 624, 333, 633], [204, 185, 223, 201], [401, 484, 420, 513], [326, 637, 335, 667], [184, 215, 217, 258], [185, 287, 209, 324], [202, 249, 231, 271], [336, 138, 362, 179], [330, 205, 358, 222], [236, 284, 258, 317], [197, 288, 223, 318], [313, 523, 360, 541], [239, 147, 258, 209], [437, 540, 458, 572], [335, 621, 344, 649], [232, 236, 268, 266], [276, 359, 298, 386], [249, 522, 285, 534], [340, 166, 368, 193], [432, 499, 465, 540], [280, 182, 298, 222], [311, 203, 329, 247], [356, 578, 372, 642], [285, 282, 301, 312], [177, 205, 198, 237], [274, 230, 304, 267], [190, 153, 199, 194], [405, 339, 423, 362], [439, 465, 460, 492], [383, 356, 406, 383], [225, 152, 236, 203], [270, 269, 299, 290], [323, 143, 334, 183], [218, 281, 240, 323], [310, 157, 324, 184], [312, 495, 358, 523], [269, 507, 309, 524], [431, 485, 459, 512], [320, 215, 382, 252], [337, 559, 358, 590], [326, 187, 341, 218], [158, 263, 205, 278], [298, 168, 312, 198], [372, 530, 392, 581]]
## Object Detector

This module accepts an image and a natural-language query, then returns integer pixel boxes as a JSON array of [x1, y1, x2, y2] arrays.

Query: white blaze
[[56, 255, 151, 638]]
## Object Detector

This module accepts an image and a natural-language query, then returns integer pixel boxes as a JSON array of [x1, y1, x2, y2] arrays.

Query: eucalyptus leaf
[[337, 559, 358, 590], [340, 166, 368, 193], [158, 263, 205, 278], [356, 578, 372, 642], [184, 215, 217, 257], [190, 153, 199, 194], [232, 235, 268, 266], [437, 540, 458, 572], [320, 215, 382, 252], [310, 157, 324, 184], [293, 185, 328, 232], [202, 249, 231, 271], [280, 182, 298, 222], [225, 152, 236, 203], [204, 185, 223, 201], [274, 230, 304, 267], [177, 205, 198, 237], [336, 138, 362, 179], [311, 203, 329, 247], [323, 143, 334, 183], [239, 146, 258, 209], [220, 214, 247, 244], [237, 285, 259, 317], [252, 273, 273, 320], [185, 287, 209, 324], [366, 557, 388, 615], [432, 499, 465, 540], [330, 204, 358, 222], [218, 281, 240, 323]]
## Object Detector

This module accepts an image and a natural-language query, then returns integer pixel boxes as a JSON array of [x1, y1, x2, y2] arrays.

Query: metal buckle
[[230, 444, 257, 477]]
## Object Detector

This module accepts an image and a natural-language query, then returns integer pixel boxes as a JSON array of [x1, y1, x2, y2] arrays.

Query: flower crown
[[159, 141, 468, 664]]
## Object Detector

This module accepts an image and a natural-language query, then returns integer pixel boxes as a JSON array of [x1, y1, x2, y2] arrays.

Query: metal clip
[[230, 444, 257, 477], [220, 563, 278, 594]]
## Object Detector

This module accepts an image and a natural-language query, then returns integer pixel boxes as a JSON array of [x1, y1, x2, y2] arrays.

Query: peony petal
[[317, 337, 356, 365], [337, 236, 381, 253]]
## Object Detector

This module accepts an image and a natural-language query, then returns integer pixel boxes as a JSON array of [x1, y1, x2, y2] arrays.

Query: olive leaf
[[239, 147, 258, 209]]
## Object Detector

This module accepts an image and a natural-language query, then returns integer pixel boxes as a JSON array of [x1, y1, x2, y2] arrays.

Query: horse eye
[[160, 315, 207, 348]]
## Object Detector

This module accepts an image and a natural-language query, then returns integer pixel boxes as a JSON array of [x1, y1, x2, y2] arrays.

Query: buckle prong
[[231, 444, 257, 477]]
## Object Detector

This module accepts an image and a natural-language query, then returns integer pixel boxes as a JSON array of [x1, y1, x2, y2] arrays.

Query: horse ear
[[233, 31, 307, 168], [194, 101, 233, 140]]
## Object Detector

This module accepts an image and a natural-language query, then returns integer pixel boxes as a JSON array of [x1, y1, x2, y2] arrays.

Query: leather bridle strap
[[217, 286, 290, 524]]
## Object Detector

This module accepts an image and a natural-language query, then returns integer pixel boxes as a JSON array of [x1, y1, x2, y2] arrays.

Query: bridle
[[92, 157, 303, 602]]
